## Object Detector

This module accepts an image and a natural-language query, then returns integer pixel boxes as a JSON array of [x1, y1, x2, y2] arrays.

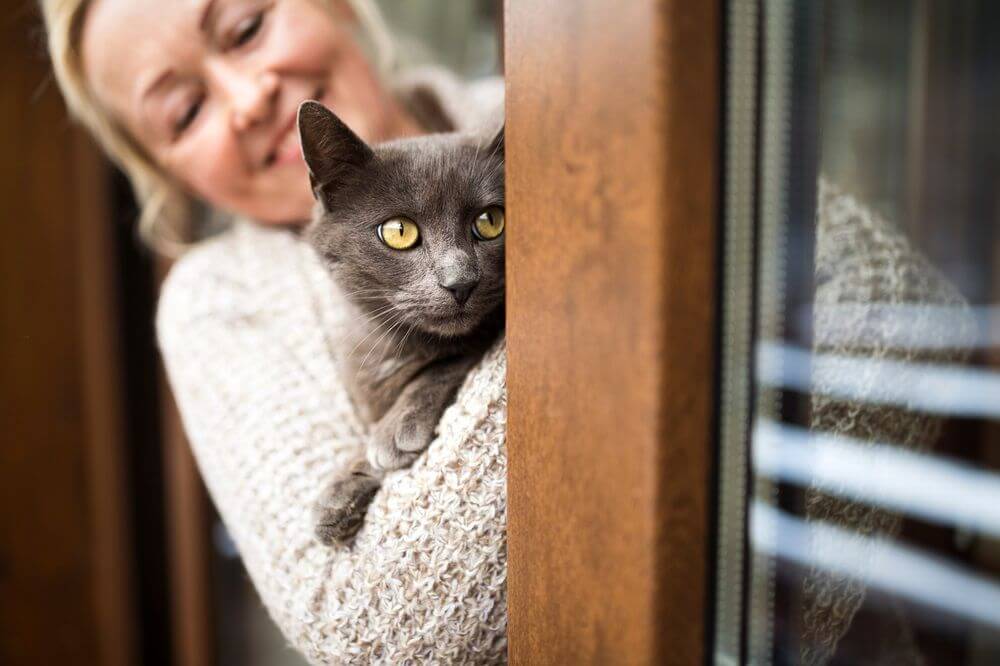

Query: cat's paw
[[312, 470, 381, 545], [367, 433, 420, 472], [367, 409, 433, 471]]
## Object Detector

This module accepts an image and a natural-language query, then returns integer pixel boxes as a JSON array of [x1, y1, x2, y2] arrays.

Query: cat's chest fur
[[337, 303, 503, 424], [337, 314, 431, 423]]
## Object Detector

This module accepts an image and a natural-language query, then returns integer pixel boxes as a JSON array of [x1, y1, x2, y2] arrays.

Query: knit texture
[[801, 179, 974, 664], [157, 72, 507, 665]]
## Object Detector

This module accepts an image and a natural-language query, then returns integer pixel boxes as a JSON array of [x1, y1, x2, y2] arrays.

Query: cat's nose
[[439, 278, 477, 305]]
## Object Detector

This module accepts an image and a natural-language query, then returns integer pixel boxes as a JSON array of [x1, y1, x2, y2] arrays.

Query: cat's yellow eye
[[377, 217, 420, 250], [473, 206, 505, 241]]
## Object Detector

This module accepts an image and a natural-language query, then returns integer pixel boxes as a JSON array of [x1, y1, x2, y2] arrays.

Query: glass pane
[[717, 1, 1000, 664]]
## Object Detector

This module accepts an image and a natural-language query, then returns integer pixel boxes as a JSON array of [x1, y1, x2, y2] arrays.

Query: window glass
[[716, 1, 1000, 663]]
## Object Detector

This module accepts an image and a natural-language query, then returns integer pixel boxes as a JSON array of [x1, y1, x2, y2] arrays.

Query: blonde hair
[[41, 0, 397, 255]]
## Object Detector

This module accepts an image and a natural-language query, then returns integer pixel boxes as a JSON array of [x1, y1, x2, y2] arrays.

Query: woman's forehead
[[82, 0, 208, 116]]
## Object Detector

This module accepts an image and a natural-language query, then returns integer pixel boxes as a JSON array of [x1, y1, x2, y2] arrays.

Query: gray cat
[[297, 101, 505, 545]]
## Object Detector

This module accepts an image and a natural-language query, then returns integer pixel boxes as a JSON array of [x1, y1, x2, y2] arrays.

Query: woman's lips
[[272, 130, 302, 167], [263, 87, 326, 169]]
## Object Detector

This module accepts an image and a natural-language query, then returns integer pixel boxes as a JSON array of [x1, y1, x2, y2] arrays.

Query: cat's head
[[298, 101, 504, 339]]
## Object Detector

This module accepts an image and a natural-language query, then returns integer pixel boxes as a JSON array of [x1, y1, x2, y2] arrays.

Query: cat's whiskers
[[467, 129, 503, 191], [372, 323, 412, 376], [343, 302, 397, 330], [338, 289, 397, 309], [465, 141, 482, 190], [336, 290, 385, 303], [358, 311, 409, 373], [347, 306, 402, 358], [374, 315, 419, 372], [482, 159, 504, 185], [338, 285, 393, 297], [470, 145, 489, 192], [392, 320, 419, 365]]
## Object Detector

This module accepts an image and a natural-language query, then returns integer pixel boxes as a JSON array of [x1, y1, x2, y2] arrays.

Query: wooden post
[[0, 12, 136, 664], [505, 0, 720, 663]]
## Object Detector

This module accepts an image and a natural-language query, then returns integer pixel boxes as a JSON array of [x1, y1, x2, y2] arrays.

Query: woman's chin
[[232, 178, 315, 225]]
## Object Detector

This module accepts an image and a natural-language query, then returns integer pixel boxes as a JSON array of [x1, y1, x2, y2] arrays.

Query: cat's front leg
[[312, 356, 478, 545], [367, 356, 478, 472], [312, 456, 382, 545]]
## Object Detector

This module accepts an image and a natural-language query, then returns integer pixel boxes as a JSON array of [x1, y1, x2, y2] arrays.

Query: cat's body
[[298, 101, 505, 544], [337, 290, 504, 425]]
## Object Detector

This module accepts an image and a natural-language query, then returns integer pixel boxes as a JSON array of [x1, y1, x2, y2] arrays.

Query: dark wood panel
[[159, 360, 215, 666], [74, 125, 137, 666], [0, 9, 135, 665], [153, 246, 214, 666], [505, 1, 720, 663]]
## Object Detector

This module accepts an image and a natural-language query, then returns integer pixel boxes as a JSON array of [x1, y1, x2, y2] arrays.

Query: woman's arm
[[156, 224, 507, 665]]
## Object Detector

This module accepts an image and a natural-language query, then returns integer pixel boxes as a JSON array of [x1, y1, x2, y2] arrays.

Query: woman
[[42, 1, 509, 663]]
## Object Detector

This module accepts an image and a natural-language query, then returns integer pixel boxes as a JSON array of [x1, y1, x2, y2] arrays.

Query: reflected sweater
[[157, 70, 508, 665]]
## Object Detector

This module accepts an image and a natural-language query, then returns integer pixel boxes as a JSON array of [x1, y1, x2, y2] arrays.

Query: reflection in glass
[[716, 1, 1000, 664]]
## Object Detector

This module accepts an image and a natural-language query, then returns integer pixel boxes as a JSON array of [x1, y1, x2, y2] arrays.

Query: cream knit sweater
[[157, 71, 508, 665]]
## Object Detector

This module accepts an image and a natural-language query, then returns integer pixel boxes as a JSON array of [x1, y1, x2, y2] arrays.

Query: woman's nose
[[215, 68, 279, 132]]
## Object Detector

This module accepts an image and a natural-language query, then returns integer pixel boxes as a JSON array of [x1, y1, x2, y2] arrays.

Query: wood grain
[[159, 356, 215, 666], [0, 8, 135, 664], [75, 120, 137, 666], [505, 1, 720, 663]]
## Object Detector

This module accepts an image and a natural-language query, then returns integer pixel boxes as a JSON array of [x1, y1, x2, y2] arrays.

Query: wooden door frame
[[160, 372, 215, 666], [505, 0, 721, 663], [1, 16, 136, 663]]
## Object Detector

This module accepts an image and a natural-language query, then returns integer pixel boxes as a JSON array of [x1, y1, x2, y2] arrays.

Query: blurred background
[[0, 2, 499, 665]]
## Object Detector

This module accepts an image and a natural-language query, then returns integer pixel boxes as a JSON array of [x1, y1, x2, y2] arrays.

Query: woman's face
[[82, 0, 414, 223]]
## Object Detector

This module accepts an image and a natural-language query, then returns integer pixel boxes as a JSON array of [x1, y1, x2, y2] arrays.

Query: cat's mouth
[[417, 309, 485, 338]]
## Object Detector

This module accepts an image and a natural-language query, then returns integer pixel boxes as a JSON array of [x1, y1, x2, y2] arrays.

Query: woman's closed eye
[[225, 9, 266, 50], [173, 93, 205, 137], [167, 4, 272, 139], [214, 1, 272, 52]]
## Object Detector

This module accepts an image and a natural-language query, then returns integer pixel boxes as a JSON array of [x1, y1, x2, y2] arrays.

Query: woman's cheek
[[169, 131, 250, 213], [250, 164, 318, 222], [270, 0, 342, 69], [325, 48, 401, 144], [271, 2, 392, 134]]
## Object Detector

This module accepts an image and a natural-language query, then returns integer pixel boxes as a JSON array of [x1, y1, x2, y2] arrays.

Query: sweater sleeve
[[156, 231, 508, 665]]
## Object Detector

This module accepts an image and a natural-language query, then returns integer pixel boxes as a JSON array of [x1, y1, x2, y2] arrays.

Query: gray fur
[[298, 101, 504, 544]]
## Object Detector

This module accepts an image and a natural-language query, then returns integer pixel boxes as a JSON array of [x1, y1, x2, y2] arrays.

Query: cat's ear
[[487, 123, 504, 158], [297, 101, 374, 196]]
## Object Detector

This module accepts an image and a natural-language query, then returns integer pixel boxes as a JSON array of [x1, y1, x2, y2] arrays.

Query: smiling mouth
[[262, 86, 326, 169]]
